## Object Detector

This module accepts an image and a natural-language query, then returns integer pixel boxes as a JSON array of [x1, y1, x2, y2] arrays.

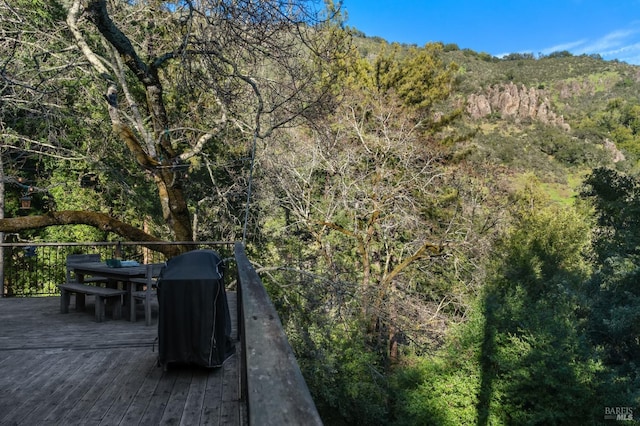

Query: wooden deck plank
[[0, 350, 49, 406], [44, 350, 113, 424], [1, 349, 87, 425], [59, 351, 132, 426], [179, 369, 209, 425], [0, 294, 244, 426], [201, 365, 225, 425], [119, 356, 165, 425], [82, 351, 140, 425], [98, 353, 159, 425], [138, 368, 177, 425], [0, 350, 59, 423], [25, 351, 109, 425], [220, 353, 241, 424], [159, 367, 194, 424]]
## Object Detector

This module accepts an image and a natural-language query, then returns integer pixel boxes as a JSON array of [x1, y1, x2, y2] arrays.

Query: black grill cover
[[157, 250, 233, 368]]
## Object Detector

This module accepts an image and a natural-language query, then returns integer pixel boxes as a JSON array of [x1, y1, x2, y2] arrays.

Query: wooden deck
[[0, 293, 245, 426]]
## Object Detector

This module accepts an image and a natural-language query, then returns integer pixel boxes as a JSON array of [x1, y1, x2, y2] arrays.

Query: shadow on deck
[[0, 294, 244, 425]]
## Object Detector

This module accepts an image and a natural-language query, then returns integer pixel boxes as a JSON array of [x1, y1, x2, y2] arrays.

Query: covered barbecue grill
[[157, 249, 233, 368]]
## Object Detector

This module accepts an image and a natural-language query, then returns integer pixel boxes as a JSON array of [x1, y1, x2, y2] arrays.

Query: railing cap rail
[[234, 242, 323, 426]]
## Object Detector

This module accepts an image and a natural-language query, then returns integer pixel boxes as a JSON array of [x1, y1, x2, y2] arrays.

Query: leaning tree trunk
[[0, 211, 182, 258]]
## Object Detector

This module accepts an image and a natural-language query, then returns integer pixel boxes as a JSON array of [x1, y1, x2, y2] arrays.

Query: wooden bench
[[59, 282, 127, 322]]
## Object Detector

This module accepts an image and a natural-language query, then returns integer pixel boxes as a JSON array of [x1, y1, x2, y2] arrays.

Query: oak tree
[[0, 0, 348, 247]]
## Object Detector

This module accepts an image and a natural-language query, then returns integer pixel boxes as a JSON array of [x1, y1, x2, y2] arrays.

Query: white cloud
[[579, 29, 639, 54], [540, 39, 587, 55], [600, 45, 640, 65], [536, 26, 640, 64], [600, 42, 640, 56]]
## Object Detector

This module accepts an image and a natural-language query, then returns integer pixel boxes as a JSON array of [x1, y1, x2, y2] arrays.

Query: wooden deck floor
[[0, 293, 245, 426]]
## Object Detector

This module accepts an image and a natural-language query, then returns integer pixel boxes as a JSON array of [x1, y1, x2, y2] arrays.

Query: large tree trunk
[[76, 0, 193, 242]]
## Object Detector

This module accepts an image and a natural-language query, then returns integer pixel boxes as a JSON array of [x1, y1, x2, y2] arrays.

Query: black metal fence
[[1, 241, 235, 297]]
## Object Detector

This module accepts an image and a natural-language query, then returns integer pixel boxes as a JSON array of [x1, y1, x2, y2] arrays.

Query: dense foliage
[[2, 2, 640, 424]]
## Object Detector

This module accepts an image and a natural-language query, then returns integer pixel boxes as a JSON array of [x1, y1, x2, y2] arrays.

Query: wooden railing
[[234, 242, 322, 426]]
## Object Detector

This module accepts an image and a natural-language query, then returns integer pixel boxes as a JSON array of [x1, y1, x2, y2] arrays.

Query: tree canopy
[[1, 0, 349, 244]]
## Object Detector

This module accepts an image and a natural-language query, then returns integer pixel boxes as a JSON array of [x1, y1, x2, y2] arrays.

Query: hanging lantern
[[20, 186, 34, 209], [20, 195, 32, 209]]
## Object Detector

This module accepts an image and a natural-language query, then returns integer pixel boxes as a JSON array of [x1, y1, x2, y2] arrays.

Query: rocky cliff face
[[604, 138, 626, 163], [466, 82, 570, 131]]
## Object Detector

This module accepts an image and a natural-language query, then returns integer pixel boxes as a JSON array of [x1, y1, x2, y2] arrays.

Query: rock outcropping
[[604, 138, 626, 163], [467, 82, 570, 131]]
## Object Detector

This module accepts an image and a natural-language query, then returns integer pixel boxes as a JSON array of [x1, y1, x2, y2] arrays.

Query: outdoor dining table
[[71, 261, 163, 321]]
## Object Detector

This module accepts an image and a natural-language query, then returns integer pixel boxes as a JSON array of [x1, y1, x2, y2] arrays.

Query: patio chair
[[130, 263, 164, 325]]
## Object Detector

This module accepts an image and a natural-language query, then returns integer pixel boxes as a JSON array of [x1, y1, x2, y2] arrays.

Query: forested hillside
[[258, 36, 640, 424], [2, 2, 640, 424]]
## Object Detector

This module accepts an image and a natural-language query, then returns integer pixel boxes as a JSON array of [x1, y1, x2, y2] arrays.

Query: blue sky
[[341, 0, 640, 65]]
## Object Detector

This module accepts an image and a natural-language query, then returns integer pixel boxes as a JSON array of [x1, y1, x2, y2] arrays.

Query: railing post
[[0, 233, 4, 297]]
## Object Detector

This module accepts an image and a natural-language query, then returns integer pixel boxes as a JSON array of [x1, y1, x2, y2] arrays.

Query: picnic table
[[60, 261, 164, 322]]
